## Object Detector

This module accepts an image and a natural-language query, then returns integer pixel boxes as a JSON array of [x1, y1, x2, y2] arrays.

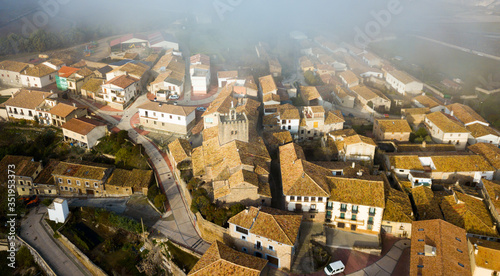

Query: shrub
[[42, 198, 53, 206], [16, 246, 35, 268], [154, 194, 167, 211]]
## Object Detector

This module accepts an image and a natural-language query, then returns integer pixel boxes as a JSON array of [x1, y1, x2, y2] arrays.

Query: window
[[76, 180, 80, 186], [337, 222, 345, 228], [340, 213, 345, 219], [311, 204, 316, 210], [417, 265, 424, 268], [367, 224, 372, 230], [296, 196, 302, 201], [94, 182, 98, 188], [268, 245, 274, 251], [290, 196, 295, 201], [369, 207, 376, 215], [235, 226, 248, 235], [455, 237, 461, 242], [458, 263, 464, 268], [178, 116, 181, 120], [85, 182, 89, 187], [418, 228, 424, 231], [242, 247, 247, 253], [351, 224, 356, 231], [288, 125, 291, 130], [352, 205, 358, 213], [303, 197, 309, 202], [351, 214, 357, 220], [340, 203, 347, 212], [327, 202, 333, 208], [318, 197, 322, 202], [241, 235, 246, 240], [311, 197, 316, 202], [64, 186, 68, 191], [368, 217, 374, 225], [457, 248, 463, 253], [418, 239, 424, 242], [58, 178, 63, 183], [67, 179, 71, 185]]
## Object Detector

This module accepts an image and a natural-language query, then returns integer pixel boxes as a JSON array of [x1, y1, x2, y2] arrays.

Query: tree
[[367, 101, 374, 109], [304, 70, 322, 86], [154, 194, 167, 211], [16, 246, 35, 268]]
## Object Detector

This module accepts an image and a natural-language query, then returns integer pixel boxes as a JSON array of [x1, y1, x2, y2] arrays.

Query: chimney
[[357, 170, 363, 176], [422, 141, 426, 148], [450, 110, 454, 117], [474, 244, 478, 255], [352, 162, 355, 169], [73, 103, 76, 107]]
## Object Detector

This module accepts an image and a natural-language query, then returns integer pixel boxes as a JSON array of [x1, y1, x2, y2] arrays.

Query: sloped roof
[[343, 134, 376, 146], [469, 237, 500, 272], [325, 110, 345, 124], [52, 161, 111, 180], [389, 155, 424, 170], [22, 64, 56, 77], [328, 177, 385, 208], [410, 219, 471, 276], [168, 138, 192, 164], [229, 207, 302, 246], [0, 60, 29, 73], [388, 70, 419, 84], [218, 70, 238, 79], [426, 111, 469, 133], [104, 74, 139, 89], [49, 102, 84, 118], [383, 188, 414, 223], [3, 89, 54, 109], [81, 78, 104, 92], [482, 179, 500, 214], [414, 94, 442, 109], [376, 119, 412, 133], [58, 66, 80, 78], [188, 241, 267, 276], [339, 70, 358, 84], [447, 103, 487, 125], [468, 143, 500, 169], [61, 117, 106, 136], [466, 123, 500, 138], [0, 155, 39, 183], [300, 86, 321, 101], [138, 101, 196, 116], [412, 186, 444, 220], [431, 155, 494, 172], [440, 192, 498, 237], [258, 75, 277, 94]]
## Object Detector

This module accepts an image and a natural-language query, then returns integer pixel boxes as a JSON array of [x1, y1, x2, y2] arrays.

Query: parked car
[[196, 107, 207, 112], [324, 261, 345, 275], [169, 94, 179, 100], [20, 195, 39, 208], [173, 101, 178, 105]]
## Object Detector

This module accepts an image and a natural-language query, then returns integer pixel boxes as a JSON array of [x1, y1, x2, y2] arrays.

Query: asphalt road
[[19, 206, 92, 276]]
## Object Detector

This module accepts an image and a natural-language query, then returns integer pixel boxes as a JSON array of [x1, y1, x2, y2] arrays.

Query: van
[[324, 260, 345, 275]]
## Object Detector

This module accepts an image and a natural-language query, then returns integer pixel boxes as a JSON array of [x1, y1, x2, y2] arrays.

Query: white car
[[324, 261, 345, 275], [169, 94, 179, 100], [196, 107, 207, 112]]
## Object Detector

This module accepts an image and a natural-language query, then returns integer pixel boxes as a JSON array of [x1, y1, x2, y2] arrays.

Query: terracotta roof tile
[[105, 74, 139, 89], [217, 70, 238, 79], [468, 143, 500, 169], [325, 110, 344, 124], [328, 177, 385, 207], [383, 188, 414, 223], [258, 75, 277, 94], [447, 103, 487, 125], [3, 89, 55, 109], [168, 138, 192, 165], [469, 237, 500, 271], [300, 86, 321, 101], [189, 241, 267, 276], [138, 101, 196, 116], [466, 123, 500, 138], [106, 168, 152, 188], [61, 117, 106, 136], [339, 70, 358, 84], [81, 78, 104, 92], [49, 102, 82, 118], [0, 60, 29, 72], [412, 186, 444, 220], [22, 64, 56, 77], [414, 94, 442, 109], [426, 111, 469, 133], [376, 119, 412, 133]]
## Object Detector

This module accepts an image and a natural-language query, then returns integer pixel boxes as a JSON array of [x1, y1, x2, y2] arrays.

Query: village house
[[190, 54, 211, 94], [42, 59, 67, 71], [263, 104, 300, 135], [410, 185, 445, 221], [315, 64, 335, 76], [440, 191, 499, 240], [350, 85, 391, 112], [279, 143, 331, 221], [424, 111, 469, 150], [268, 57, 282, 77], [339, 70, 359, 88], [468, 143, 500, 180], [328, 133, 377, 162], [20, 64, 56, 88], [446, 103, 488, 127], [466, 123, 500, 146], [298, 106, 325, 140], [362, 52, 383, 67], [147, 31, 179, 50], [299, 56, 315, 72], [413, 94, 446, 113], [3, 89, 57, 125], [0, 155, 43, 196], [263, 130, 293, 155], [56, 66, 95, 94], [467, 237, 500, 276], [137, 101, 196, 135], [228, 206, 303, 270], [386, 70, 423, 95], [32, 160, 60, 196], [53, 161, 113, 196], [101, 74, 140, 110], [218, 70, 238, 87], [167, 138, 192, 172], [327, 177, 385, 235], [410, 219, 472, 276], [61, 117, 107, 149], [373, 119, 412, 142], [381, 187, 414, 238], [480, 179, 500, 229], [263, 93, 281, 106], [81, 78, 104, 101], [107, 62, 149, 88], [386, 154, 495, 184], [333, 86, 356, 108], [0, 60, 29, 87], [188, 240, 268, 276], [48, 102, 87, 127], [231, 76, 259, 99], [104, 168, 152, 196], [258, 74, 278, 97], [299, 86, 322, 106], [401, 107, 430, 127]]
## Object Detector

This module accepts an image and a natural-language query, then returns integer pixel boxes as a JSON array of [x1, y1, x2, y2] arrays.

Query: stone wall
[[16, 235, 57, 276], [195, 212, 230, 244], [57, 231, 108, 276]]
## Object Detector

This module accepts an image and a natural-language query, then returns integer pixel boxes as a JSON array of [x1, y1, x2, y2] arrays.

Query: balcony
[[334, 216, 364, 226], [309, 209, 319, 213]]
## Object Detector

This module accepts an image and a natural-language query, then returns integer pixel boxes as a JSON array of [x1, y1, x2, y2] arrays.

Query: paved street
[[348, 240, 410, 276], [19, 206, 92, 276], [83, 92, 211, 255], [325, 228, 380, 249]]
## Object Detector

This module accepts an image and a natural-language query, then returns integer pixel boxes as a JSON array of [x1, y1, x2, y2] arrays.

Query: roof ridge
[[269, 213, 293, 245]]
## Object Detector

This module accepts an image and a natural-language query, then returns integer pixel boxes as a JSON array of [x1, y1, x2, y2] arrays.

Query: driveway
[[19, 206, 92, 276]]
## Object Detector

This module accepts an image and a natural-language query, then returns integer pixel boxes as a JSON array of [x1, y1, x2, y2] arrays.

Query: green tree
[[16, 246, 35, 268], [154, 194, 167, 211]]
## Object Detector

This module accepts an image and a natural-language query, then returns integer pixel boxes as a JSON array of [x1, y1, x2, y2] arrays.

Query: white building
[[61, 118, 107, 149], [424, 111, 469, 150], [218, 70, 238, 87], [386, 70, 423, 95], [101, 75, 139, 110], [148, 32, 179, 51], [20, 64, 56, 88], [327, 178, 385, 234], [190, 54, 210, 94], [48, 198, 69, 224], [0, 60, 29, 87], [137, 101, 196, 135], [3, 89, 57, 124], [466, 123, 500, 146]]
